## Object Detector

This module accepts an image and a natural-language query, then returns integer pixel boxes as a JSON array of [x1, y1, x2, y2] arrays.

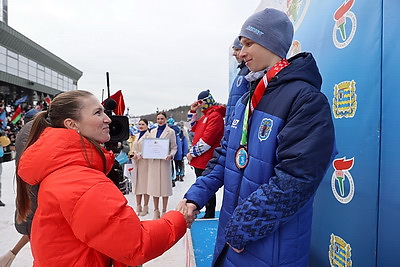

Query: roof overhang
[[0, 21, 82, 81]]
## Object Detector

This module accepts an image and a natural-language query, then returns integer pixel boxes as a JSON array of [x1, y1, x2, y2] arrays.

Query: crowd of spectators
[[0, 98, 49, 162]]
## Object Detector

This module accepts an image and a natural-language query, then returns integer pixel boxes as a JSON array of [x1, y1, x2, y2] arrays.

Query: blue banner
[[247, 1, 384, 266], [377, 0, 400, 266]]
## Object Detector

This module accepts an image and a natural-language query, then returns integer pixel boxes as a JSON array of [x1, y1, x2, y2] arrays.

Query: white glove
[[0, 251, 16, 267]]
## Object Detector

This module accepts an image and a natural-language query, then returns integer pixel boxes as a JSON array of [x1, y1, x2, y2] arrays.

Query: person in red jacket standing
[[187, 89, 225, 219], [15, 90, 189, 267]]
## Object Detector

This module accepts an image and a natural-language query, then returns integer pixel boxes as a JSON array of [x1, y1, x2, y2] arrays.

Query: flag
[[44, 96, 51, 105], [14, 95, 28, 106], [109, 90, 126, 116], [11, 105, 22, 124], [0, 109, 7, 129]]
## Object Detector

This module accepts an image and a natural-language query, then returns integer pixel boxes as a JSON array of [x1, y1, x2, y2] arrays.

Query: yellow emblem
[[332, 80, 357, 119], [329, 233, 352, 267]]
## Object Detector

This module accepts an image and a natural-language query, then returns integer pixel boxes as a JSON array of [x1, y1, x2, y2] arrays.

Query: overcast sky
[[8, 0, 261, 116]]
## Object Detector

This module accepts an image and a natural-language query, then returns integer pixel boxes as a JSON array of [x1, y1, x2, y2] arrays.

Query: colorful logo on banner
[[329, 233, 353, 267], [333, 0, 357, 48], [331, 157, 355, 204], [286, 0, 311, 30], [288, 40, 302, 57], [332, 80, 357, 119], [257, 0, 310, 31]]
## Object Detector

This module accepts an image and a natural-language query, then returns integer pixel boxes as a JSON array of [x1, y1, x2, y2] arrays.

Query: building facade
[[0, 2, 82, 107]]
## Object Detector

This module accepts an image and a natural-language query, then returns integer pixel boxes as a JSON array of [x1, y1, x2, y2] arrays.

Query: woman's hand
[[176, 199, 188, 219], [165, 154, 173, 160], [129, 152, 141, 160], [176, 199, 200, 228]]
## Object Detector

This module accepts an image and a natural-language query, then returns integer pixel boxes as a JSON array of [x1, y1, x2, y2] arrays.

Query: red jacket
[[18, 128, 186, 266], [190, 105, 226, 169]]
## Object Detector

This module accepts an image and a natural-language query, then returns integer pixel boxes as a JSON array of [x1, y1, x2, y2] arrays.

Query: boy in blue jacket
[[225, 37, 250, 127], [184, 8, 336, 266]]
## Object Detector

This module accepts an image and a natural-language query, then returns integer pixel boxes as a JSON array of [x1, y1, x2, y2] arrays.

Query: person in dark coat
[[184, 8, 336, 266], [225, 37, 250, 127], [167, 118, 188, 182]]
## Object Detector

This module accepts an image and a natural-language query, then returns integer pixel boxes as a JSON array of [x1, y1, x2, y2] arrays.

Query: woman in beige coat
[[147, 112, 177, 219], [131, 118, 151, 216]]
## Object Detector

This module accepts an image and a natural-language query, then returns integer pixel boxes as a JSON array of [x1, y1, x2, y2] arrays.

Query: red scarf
[[250, 58, 289, 113]]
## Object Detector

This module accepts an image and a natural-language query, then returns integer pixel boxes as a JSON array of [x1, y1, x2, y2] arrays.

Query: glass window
[[28, 60, 37, 79], [45, 66, 51, 75], [0, 53, 5, 66], [45, 67, 51, 86], [37, 68, 45, 80], [19, 55, 28, 64], [0, 63, 6, 72], [38, 64, 45, 85], [63, 77, 69, 90], [7, 55, 18, 69], [45, 77, 51, 87], [19, 71, 28, 79], [7, 50, 18, 59], [7, 67, 18, 76], [37, 67, 45, 85], [28, 65, 36, 77], [58, 75, 63, 90], [0, 45, 6, 55], [19, 61, 28, 74], [51, 70, 57, 88], [28, 59, 36, 67], [29, 73, 36, 82]]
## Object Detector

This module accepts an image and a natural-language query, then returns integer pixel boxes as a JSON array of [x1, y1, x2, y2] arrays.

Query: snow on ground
[[0, 160, 223, 266]]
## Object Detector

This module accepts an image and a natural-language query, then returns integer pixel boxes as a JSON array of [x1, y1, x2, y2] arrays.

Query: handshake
[[175, 199, 243, 253], [175, 199, 200, 228]]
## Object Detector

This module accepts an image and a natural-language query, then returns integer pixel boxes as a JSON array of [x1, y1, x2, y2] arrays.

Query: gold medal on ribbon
[[235, 146, 249, 169], [235, 58, 289, 171]]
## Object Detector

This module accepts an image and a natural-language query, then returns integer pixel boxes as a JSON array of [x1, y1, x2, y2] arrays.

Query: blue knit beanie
[[167, 117, 175, 125], [232, 37, 242, 50], [239, 8, 294, 59]]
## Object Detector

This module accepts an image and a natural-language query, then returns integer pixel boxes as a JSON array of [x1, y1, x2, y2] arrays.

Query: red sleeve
[[198, 112, 224, 147], [70, 181, 187, 266]]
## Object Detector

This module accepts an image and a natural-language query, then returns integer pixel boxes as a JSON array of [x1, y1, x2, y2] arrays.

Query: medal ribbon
[[240, 58, 289, 146]]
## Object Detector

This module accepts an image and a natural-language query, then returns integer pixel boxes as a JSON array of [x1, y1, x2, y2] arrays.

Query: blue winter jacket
[[225, 62, 250, 127], [184, 52, 336, 266], [170, 124, 185, 161]]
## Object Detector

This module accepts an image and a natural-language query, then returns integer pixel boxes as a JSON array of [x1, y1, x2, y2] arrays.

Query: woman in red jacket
[[16, 90, 188, 266]]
